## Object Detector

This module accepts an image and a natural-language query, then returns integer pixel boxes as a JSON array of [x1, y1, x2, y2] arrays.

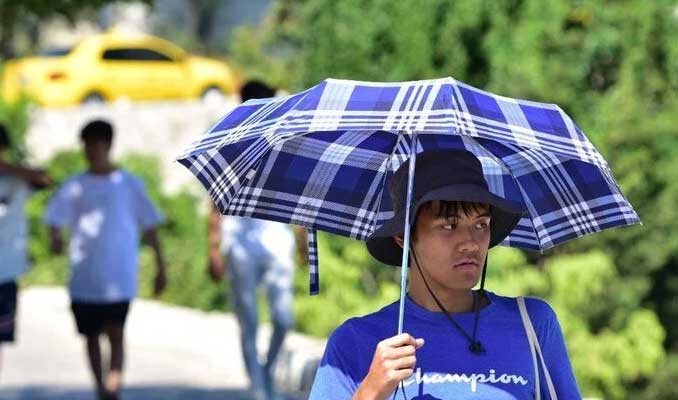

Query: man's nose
[[457, 227, 480, 253]]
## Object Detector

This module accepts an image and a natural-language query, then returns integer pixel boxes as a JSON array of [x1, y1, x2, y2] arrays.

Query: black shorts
[[0, 281, 18, 343], [71, 301, 130, 336]]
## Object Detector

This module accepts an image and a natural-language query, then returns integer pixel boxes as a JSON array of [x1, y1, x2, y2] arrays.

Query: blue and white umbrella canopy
[[178, 77, 640, 297]]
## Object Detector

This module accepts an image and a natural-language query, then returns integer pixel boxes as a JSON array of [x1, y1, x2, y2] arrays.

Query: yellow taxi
[[1, 30, 239, 106]]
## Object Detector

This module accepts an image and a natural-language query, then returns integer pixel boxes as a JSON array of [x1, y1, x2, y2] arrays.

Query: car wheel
[[82, 92, 105, 104], [201, 86, 224, 102]]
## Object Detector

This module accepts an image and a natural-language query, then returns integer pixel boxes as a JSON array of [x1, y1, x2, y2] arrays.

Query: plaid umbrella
[[178, 77, 639, 303]]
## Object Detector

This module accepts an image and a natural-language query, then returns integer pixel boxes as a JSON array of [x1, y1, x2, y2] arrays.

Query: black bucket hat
[[366, 149, 526, 266]]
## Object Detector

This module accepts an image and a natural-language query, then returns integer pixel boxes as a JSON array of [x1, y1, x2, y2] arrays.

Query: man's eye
[[476, 221, 490, 230], [443, 224, 457, 230]]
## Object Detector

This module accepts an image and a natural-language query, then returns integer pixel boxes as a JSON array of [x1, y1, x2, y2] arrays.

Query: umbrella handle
[[397, 131, 418, 335]]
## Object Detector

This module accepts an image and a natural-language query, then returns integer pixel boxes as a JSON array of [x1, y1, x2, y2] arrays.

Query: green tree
[[637, 355, 678, 400], [489, 248, 665, 399], [0, 0, 147, 59], [293, 234, 400, 337], [0, 95, 30, 162]]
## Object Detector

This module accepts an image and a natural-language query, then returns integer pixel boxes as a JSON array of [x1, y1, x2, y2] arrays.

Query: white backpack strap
[[518, 296, 541, 400], [517, 296, 558, 400]]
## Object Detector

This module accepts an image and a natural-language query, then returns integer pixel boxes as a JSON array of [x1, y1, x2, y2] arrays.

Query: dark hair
[[80, 119, 114, 144], [240, 80, 275, 102], [424, 200, 490, 220], [0, 124, 10, 149]]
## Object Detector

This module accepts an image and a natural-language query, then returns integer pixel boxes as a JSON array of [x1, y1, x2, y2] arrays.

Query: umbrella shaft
[[398, 131, 418, 335]]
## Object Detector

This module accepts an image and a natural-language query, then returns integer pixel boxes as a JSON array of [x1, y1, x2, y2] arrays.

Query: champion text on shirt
[[403, 368, 529, 393]]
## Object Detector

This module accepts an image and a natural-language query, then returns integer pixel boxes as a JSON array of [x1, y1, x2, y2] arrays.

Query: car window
[[102, 48, 174, 62], [39, 48, 72, 57]]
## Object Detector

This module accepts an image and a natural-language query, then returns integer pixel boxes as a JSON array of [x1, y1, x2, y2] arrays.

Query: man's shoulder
[[489, 291, 552, 309], [488, 291, 558, 326], [54, 172, 88, 193], [114, 169, 144, 186], [105, 170, 151, 196]]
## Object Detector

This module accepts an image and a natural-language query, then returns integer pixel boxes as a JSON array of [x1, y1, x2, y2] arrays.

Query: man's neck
[[89, 163, 115, 175], [408, 285, 476, 314]]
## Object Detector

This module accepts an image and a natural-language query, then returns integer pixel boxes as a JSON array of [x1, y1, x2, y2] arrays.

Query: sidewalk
[[1, 286, 325, 400]]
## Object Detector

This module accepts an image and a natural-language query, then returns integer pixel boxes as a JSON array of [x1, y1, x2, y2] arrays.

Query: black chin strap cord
[[410, 245, 487, 355], [473, 257, 488, 350], [391, 250, 490, 400]]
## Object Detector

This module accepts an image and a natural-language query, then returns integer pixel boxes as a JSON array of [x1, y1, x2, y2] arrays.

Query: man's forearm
[[0, 161, 34, 180], [0, 160, 50, 188], [145, 229, 166, 271], [48, 226, 64, 254], [208, 205, 222, 255]]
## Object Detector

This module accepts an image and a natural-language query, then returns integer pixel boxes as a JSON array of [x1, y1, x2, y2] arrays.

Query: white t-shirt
[[0, 174, 31, 284], [44, 169, 163, 302], [220, 217, 295, 263]]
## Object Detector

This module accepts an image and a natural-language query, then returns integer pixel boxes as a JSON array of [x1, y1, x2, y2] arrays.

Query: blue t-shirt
[[310, 292, 581, 399]]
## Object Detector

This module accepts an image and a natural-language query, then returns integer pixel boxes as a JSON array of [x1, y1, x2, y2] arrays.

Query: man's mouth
[[453, 258, 479, 270]]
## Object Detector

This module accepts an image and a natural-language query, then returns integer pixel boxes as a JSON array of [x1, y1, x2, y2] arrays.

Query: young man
[[0, 124, 51, 374], [207, 80, 307, 400], [310, 149, 581, 399], [45, 120, 166, 400]]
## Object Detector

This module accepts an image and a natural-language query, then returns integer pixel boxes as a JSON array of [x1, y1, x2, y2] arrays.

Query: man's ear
[[393, 235, 404, 249]]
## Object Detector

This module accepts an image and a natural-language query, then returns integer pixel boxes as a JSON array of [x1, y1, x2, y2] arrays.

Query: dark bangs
[[425, 200, 490, 219]]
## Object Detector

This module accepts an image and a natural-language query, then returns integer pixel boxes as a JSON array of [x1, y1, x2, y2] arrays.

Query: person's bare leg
[[104, 323, 124, 397], [85, 334, 104, 397]]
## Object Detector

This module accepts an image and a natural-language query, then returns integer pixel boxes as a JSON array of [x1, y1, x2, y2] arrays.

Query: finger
[[384, 344, 417, 359], [380, 333, 417, 348], [388, 355, 417, 370], [387, 368, 415, 382]]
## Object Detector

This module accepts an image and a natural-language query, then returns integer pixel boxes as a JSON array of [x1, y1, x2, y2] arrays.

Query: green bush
[[293, 234, 400, 337], [488, 247, 665, 399], [637, 355, 678, 400], [0, 92, 30, 162]]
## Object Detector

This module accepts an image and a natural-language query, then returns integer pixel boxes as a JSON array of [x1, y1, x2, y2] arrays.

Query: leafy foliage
[[0, 91, 30, 162], [636, 354, 678, 400], [489, 248, 665, 399], [0, 0, 148, 58], [293, 234, 400, 337]]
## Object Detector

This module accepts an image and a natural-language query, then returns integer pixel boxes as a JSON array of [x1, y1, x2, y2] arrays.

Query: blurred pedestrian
[[0, 124, 51, 375], [207, 80, 307, 400], [44, 119, 166, 400]]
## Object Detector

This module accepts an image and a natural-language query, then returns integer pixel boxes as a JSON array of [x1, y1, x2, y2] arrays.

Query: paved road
[[1, 287, 325, 400]]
